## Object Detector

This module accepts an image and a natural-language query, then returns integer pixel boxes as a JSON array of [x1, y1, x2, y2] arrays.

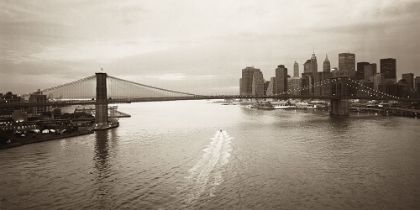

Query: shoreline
[[0, 130, 94, 150]]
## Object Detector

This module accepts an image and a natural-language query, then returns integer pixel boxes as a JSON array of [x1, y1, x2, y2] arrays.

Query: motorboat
[[273, 104, 296, 109], [296, 102, 315, 109]]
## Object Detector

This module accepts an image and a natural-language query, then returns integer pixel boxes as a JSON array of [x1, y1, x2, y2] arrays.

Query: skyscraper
[[293, 61, 299, 77], [275, 65, 288, 94], [240, 66, 261, 96], [356, 62, 370, 80], [303, 60, 311, 73], [310, 53, 321, 96], [323, 54, 330, 72], [364, 63, 377, 81], [415, 76, 420, 91], [370, 73, 385, 90], [339, 53, 355, 78], [402, 73, 414, 89], [266, 77, 276, 96], [380, 58, 396, 82], [310, 53, 318, 75], [252, 70, 264, 96]]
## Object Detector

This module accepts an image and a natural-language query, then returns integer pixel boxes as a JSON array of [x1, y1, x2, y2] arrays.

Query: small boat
[[93, 122, 119, 131], [296, 102, 315, 109], [273, 104, 296, 109]]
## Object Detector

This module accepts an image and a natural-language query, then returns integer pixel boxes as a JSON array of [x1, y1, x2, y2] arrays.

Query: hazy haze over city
[[1, 0, 419, 95]]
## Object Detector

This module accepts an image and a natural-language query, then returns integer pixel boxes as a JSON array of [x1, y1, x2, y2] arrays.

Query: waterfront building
[[339, 53, 356, 78], [240, 66, 261, 96], [323, 54, 330, 72], [356, 62, 370, 80], [29, 92, 49, 115], [266, 77, 276, 96], [53, 108, 62, 119], [275, 65, 288, 94], [0, 92, 24, 116], [380, 58, 397, 82], [402, 73, 414, 90], [293, 61, 299, 77], [364, 64, 377, 81], [287, 78, 300, 95]]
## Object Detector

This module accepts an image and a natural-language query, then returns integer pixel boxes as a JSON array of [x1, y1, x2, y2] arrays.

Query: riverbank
[[0, 130, 94, 150]]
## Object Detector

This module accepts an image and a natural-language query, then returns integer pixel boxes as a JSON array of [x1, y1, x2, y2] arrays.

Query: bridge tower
[[330, 77, 350, 116], [95, 73, 108, 126]]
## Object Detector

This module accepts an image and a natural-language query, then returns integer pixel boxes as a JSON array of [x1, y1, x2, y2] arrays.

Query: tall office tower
[[323, 54, 330, 72], [380, 58, 397, 82], [318, 72, 333, 96], [415, 76, 420, 91], [266, 77, 276, 96], [356, 62, 370, 80], [293, 61, 299, 77], [339, 53, 356, 78], [241, 66, 260, 96], [364, 63, 377, 81], [300, 77, 310, 95], [402, 73, 414, 89], [370, 73, 385, 90], [310, 53, 318, 74], [301, 72, 313, 95], [239, 78, 242, 95], [252, 70, 265, 96], [275, 65, 288, 94], [310, 53, 320, 95], [304, 60, 311, 73], [263, 80, 270, 96]]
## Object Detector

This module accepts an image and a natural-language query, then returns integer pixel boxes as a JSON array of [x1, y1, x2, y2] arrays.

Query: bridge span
[[2, 73, 419, 128]]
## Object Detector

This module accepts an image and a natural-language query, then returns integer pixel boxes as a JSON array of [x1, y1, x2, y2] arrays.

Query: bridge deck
[[1, 95, 419, 108]]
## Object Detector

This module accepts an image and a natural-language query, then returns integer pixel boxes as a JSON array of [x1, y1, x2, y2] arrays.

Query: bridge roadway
[[0, 95, 419, 108]]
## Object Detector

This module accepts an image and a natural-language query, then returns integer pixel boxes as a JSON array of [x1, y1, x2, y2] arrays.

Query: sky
[[1, 0, 419, 95]]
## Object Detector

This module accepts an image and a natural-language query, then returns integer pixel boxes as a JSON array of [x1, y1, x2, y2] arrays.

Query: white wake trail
[[184, 130, 233, 204]]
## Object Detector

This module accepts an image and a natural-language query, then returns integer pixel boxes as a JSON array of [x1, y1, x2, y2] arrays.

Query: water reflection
[[92, 129, 119, 208]]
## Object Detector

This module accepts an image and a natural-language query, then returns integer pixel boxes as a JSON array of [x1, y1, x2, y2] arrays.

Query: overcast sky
[[1, 0, 419, 95]]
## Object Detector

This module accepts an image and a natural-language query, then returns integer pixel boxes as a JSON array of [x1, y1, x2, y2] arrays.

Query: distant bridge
[[1, 73, 419, 127]]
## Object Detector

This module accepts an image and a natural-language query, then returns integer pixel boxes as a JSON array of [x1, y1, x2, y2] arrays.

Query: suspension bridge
[[1, 73, 419, 128]]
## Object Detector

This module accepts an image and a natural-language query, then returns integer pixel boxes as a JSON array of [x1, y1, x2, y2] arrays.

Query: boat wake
[[182, 130, 232, 204]]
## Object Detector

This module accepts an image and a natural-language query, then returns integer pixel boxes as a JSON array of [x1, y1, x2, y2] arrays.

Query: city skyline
[[1, 0, 419, 95]]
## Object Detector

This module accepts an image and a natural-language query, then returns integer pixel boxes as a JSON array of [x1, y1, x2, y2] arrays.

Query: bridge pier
[[330, 77, 350, 116], [95, 73, 108, 126], [330, 99, 349, 116]]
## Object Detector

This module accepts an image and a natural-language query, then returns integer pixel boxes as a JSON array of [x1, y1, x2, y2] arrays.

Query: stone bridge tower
[[330, 77, 350, 116], [95, 73, 108, 126]]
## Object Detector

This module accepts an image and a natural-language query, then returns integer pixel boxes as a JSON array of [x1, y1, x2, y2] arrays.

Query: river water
[[1, 100, 419, 210]]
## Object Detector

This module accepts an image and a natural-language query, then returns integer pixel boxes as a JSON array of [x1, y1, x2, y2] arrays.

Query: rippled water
[[1, 100, 420, 210]]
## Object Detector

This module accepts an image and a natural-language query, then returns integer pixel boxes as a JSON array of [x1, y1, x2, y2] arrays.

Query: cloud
[[1, 0, 420, 95], [375, 0, 420, 18]]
